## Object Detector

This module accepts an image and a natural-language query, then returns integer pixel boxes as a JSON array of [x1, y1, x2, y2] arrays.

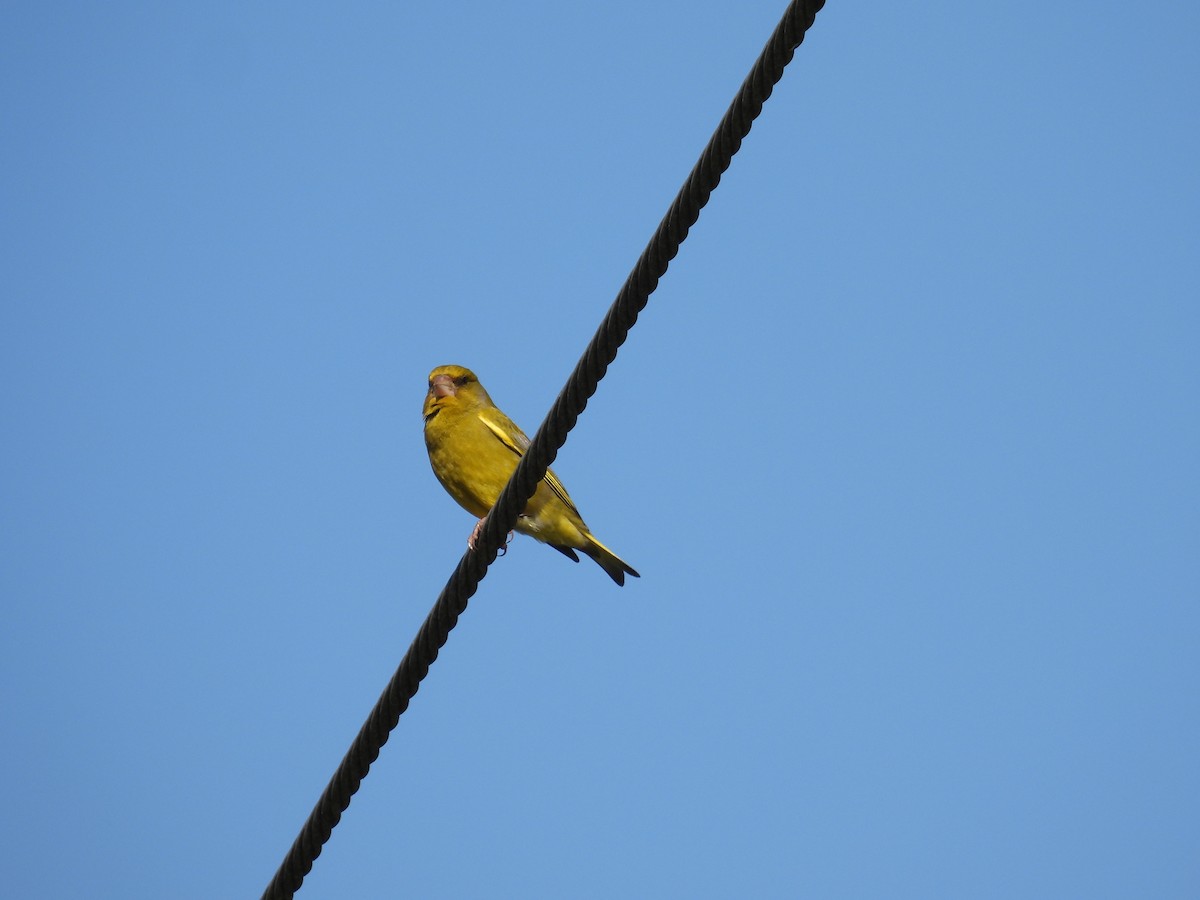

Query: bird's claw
[[467, 517, 514, 555]]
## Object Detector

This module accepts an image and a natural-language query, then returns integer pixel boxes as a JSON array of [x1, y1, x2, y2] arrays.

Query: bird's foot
[[467, 517, 514, 555], [468, 517, 486, 550]]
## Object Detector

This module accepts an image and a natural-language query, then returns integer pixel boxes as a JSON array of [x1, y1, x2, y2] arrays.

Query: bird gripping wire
[[263, 2, 826, 896]]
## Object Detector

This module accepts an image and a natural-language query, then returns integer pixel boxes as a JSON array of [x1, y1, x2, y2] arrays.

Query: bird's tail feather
[[581, 535, 640, 587]]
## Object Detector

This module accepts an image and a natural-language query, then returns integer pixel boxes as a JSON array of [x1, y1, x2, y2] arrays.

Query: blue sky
[[3, 2, 1198, 897]]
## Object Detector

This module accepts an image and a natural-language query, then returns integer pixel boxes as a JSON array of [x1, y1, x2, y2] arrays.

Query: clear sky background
[[2, 2, 1197, 898]]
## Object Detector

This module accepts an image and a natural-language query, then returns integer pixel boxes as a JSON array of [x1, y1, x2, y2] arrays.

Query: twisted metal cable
[[263, 2, 825, 896]]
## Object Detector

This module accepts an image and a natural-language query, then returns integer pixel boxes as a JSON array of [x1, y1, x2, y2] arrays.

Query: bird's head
[[423, 365, 493, 421]]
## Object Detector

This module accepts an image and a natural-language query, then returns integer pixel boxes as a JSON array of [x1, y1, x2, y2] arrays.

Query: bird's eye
[[455, 376, 470, 386]]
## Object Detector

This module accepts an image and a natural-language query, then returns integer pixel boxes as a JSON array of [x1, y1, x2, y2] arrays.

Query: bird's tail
[[581, 534, 640, 587]]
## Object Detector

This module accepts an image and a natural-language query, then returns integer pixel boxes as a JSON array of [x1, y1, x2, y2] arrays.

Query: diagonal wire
[[262, 2, 825, 896]]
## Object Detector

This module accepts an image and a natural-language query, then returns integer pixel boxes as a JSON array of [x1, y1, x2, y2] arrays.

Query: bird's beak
[[430, 374, 457, 399]]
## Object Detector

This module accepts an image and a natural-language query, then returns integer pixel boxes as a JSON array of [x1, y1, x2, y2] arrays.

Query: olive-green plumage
[[423, 364, 639, 586]]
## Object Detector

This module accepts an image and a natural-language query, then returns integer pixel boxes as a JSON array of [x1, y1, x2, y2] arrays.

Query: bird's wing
[[478, 407, 581, 517], [478, 407, 530, 456]]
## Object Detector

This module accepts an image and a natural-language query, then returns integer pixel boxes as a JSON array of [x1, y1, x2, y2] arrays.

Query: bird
[[423, 364, 639, 586]]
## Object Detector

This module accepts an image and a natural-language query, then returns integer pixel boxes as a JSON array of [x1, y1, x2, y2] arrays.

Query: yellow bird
[[423, 365, 639, 586]]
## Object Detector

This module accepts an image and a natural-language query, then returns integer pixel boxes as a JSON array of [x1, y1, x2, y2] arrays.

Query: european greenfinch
[[423, 365, 639, 586]]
